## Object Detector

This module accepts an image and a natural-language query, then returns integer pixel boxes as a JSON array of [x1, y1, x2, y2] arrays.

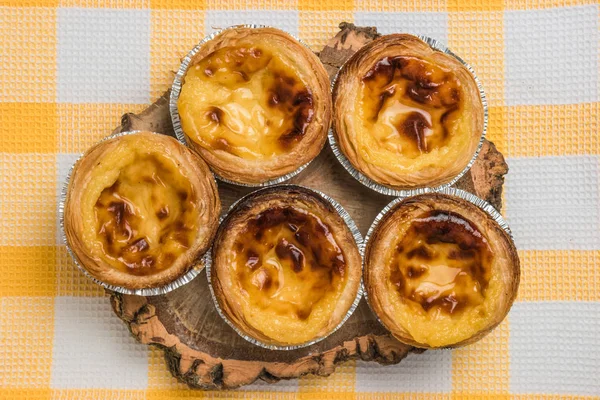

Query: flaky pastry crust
[[177, 27, 332, 185], [211, 186, 362, 346], [333, 34, 484, 190], [63, 132, 221, 290], [364, 193, 519, 348]]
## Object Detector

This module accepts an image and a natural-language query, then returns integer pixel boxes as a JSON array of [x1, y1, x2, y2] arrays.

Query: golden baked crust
[[177, 27, 332, 185], [333, 34, 484, 190], [364, 193, 519, 348], [211, 186, 362, 346], [63, 132, 221, 290]]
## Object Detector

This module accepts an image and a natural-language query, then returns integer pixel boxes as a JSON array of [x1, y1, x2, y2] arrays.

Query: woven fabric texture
[[0, 0, 598, 399]]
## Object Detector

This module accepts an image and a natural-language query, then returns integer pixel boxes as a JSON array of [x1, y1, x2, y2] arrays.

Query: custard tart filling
[[91, 151, 199, 276], [64, 132, 220, 290], [179, 46, 314, 159], [233, 206, 346, 321], [385, 209, 498, 346], [359, 56, 468, 162], [364, 194, 519, 348], [211, 187, 361, 346], [333, 34, 484, 190], [176, 27, 331, 185]]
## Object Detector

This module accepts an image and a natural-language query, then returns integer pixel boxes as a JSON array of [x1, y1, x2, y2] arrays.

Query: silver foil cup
[[329, 35, 489, 197], [361, 187, 513, 331], [206, 184, 364, 350], [58, 130, 214, 296], [170, 25, 318, 188]]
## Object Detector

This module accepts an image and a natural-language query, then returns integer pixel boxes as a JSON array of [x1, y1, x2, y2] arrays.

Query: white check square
[[205, 10, 299, 36], [504, 155, 600, 250], [51, 296, 149, 389], [510, 302, 600, 395], [356, 350, 452, 392], [354, 11, 448, 43], [505, 5, 599, 105], [57, 8, 150, 103]]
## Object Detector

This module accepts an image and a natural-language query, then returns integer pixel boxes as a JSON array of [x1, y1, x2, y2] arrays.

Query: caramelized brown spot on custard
[[399, 112, 431, 153], [212, 137, 231, 151], [156, 206, 169, 220], [268, 73, 314, 146], [94, 153, 199, 275], [275, 238, 305, 273], [177, 190, 188, 201], [233, 206, 346, 320], [361, 56, 464, 158], [389, 210, 493, 316], [125, 237, 150, 253], [206, 106, 223, 124]]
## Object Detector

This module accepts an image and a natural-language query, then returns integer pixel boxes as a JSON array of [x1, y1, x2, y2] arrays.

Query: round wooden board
[[109, 23, 509, 389]]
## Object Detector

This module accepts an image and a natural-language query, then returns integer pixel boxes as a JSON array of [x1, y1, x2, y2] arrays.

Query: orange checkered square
[[0, 153, 56, 247], [0, 297, 55, 387], [452, 319, 510, 394], [0, 7, 56, 102], [447, 0, 503, 12], [0, 247, 57, 297], [57, 103, 147, 153], [298, 0, 355, 11], [0, 388, 52, 400], [504, 0, 597, 10], [55, 246, 105, 297], [0, 103, 58, 153], [150, 0, 206, 10], [448, 12, 505, 107], [487, 106, 507, 156], [147, 347, 188, 389], [518, 250, 600, 302], [150, 10, 205, 100], [507, 103, 600, 157], [357, 394, 452, 400], [0, 0, 58, 5]]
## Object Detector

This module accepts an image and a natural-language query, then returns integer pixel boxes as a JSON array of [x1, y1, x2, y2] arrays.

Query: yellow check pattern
[[1, 0, 599, 398]]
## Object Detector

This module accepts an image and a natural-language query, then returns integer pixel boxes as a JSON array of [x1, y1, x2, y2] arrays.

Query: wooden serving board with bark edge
[[108, 23, 509, 389]]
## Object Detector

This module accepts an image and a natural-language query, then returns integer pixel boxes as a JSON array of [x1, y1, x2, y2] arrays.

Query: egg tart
[[176, 27, 332, 185], [63, 132, 221, 290], [211, 186, 362, 347], [332, 34, 485, 190], [364, 193, 519, 348]]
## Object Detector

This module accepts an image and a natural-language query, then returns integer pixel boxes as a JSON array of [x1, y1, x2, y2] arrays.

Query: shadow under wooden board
[[108, 22, 508, 389]]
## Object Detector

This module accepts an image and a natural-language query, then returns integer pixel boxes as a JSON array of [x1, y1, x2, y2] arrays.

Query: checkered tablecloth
[[1, 0, 599, 399]]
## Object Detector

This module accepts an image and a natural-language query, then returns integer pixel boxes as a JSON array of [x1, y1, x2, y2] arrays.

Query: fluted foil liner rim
[[205, 184, 365, 350], [328, 34, 489, 197], [360, 188, 513, 339], [169, 24, 318, 188], [58, 130, 213, 296]]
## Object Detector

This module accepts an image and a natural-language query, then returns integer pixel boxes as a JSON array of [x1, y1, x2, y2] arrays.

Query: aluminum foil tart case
[[329, 35, 489, 197], [58, 130, 214, 297], [170, 25, 317, 188], [205, 184, 365, 350], [360, 187, 513, 331]]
